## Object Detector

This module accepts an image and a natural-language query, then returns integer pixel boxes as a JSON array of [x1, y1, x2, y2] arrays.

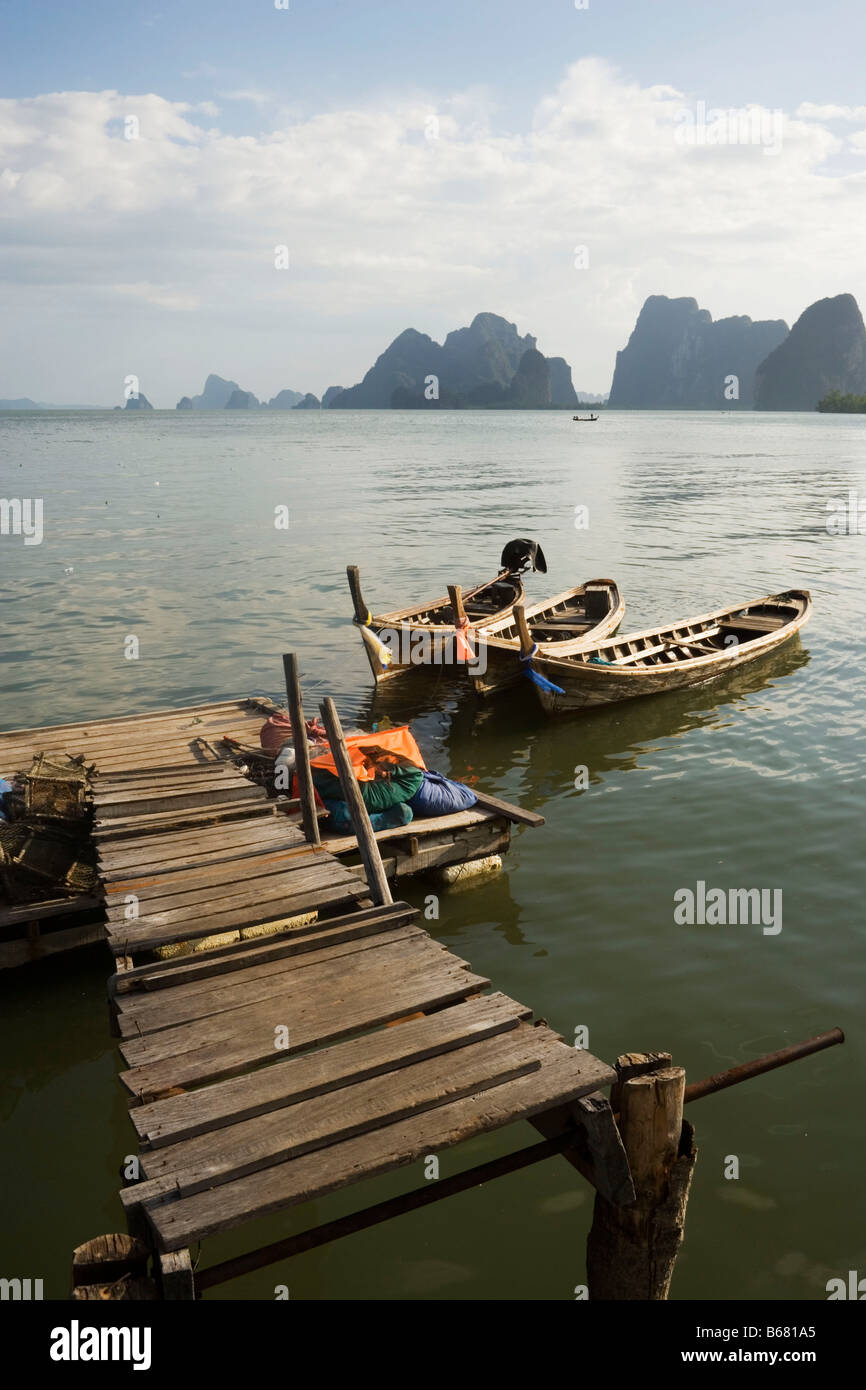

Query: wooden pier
[[0, 694, 534, 967], [78, 695, 625, 1298]]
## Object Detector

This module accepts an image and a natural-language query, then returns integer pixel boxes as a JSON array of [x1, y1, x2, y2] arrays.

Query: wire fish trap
[[23, 752, 92, 821], [0, 820, 98, 898]]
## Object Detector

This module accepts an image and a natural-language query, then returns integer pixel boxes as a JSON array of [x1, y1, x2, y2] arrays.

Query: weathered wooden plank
[[107, 876, 368, 955], [115, 928, 450, 1036], [119, 963, 491, 1098], [0, 697, 268, 742], [138, 1026, 552, 1197], [94, 799, 277, 841], [138, 1047, 615, 1249], [324, 808, 492, 854], [0, 893, 103, 929], [104, 850, 348, 920], [94, 780, 265, 817], [114, 903, 417, 994], [469, 789, 545, 827], [131, 993, 529, 1147], [0, 917, 106, 969], [98, 820, 300, 875], [106, 858, 359, 933]]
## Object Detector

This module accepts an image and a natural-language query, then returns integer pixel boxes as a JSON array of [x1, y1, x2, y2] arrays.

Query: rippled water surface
[[0, 409, 863, 1300]]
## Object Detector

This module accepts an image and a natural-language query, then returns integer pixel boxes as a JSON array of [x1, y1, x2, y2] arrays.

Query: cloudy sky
[[1, 0, 865, 405]]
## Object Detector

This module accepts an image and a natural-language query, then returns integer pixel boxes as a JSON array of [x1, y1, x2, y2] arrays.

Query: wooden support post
[[158, 1247, 196, 1300], [71, 1233, 156, 1300], [282, 652, 321, 847], [319, 697, 393, 907], [531, 1093, 635, 1205], [586, 1055, 697, 1300]]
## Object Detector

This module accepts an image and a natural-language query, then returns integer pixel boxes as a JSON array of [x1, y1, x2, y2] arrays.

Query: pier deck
[[1, 695, 528, 966]]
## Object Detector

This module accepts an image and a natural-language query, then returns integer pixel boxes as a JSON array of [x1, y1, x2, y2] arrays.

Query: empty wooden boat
[[514, 589, 812, 714], [347, 539, 547, 684], [469, 579, 624, 698]]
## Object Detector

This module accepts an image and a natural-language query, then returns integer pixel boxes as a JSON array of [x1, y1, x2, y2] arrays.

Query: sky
[[1, 0, 865, 405]]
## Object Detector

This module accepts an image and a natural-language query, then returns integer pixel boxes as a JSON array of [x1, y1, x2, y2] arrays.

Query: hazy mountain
[[267, 388, 304, 409], [754, 294, 866, 410], [124, 393, 154, 410], [182, 374, 243, 409], [225, 388, 260, 409], [608, 296, 788, 408], [330, 312, 578, 408], [0, 398, 104, 409], [322, 386, 344, 408], [176, 396, 193, 410], [292, 393, 321, 409]]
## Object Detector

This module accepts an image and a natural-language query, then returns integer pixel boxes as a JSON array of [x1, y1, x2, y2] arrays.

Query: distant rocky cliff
[[330, 312, 579, 408], [608, 296, 788, 409], [754, 294, 866, 409]]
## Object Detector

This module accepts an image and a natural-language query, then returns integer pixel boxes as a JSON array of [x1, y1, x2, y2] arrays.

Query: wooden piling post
[[319, 697, 393, 907], [282, 652, 321, 847], [586, 1056, 697, 1300]]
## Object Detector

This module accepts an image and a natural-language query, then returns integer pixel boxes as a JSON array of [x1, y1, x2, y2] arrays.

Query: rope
[[519, 642, 564, 694]]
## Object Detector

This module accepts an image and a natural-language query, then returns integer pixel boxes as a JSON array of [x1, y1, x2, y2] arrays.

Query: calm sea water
[[0, 408, 863, 1301]]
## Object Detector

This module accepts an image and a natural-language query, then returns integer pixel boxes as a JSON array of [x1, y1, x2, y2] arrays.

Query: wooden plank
[[106, 874, 368, 955], [106, 855, 360, 928], [115, 928, 449, 1036], [114, 903, 418, 994], [119, 962, 491, 1098], [94, 782, 265, 819], [324, 807, 493, 854], [137, 1046, 615, 1249], [469, 789, 544, 827], [98, 820, 301, 874], [0, 697, 269, 743], [137, 1026, 552, 1197], [0, 917, 105, 969], [0, 893, 102, 929], [93, 800, 277, 841], [130, 993, 529, 1147], [104, 849, 346, 919], [103, 845, 330, 905]]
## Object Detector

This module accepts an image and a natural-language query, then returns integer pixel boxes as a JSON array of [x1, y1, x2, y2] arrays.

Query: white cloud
[[0, 62, 864, 404], [796, 102, 866, 122]]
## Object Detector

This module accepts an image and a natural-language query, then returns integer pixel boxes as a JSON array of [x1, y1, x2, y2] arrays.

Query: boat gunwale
[[479, 581, 625, 655]]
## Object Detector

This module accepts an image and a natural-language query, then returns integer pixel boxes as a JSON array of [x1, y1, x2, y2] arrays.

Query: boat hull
[[470, 580, 625, 698], [529, 590, 812, 714]]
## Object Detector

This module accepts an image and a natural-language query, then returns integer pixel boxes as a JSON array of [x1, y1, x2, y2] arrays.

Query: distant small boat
[[470, 580, 624, 699], [347, 539, 547, 684], [514, 589, 812, 714], [573, 414, 598, 422]]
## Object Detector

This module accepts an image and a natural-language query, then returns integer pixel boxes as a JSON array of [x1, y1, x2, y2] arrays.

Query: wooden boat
[[514, 589, 812, 714], [469, 580, 624, 698], [573, 414, 598, 422], [347, 539, 547, 684]]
